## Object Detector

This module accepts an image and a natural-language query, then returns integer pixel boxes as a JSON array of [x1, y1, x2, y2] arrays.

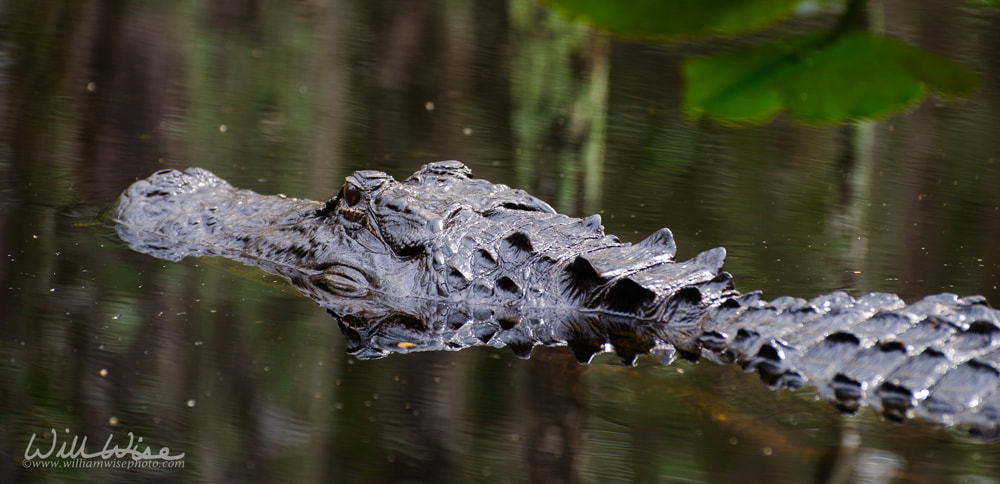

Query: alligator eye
[[343, 184, 362, 206], [311, 264, 371, 297]]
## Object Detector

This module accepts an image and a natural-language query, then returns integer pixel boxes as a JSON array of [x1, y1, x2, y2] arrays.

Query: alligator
[[112, 161, 1000, 437]]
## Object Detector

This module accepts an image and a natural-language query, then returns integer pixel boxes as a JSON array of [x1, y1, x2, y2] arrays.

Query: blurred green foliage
[[544, 0, 981, 125], [510, 0, 610, 213], [683, 31, 979, 124], [545, 0, 801, 39]]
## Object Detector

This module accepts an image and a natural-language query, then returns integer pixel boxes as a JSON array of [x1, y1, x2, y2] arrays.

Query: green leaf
[[682, 31, 980, 124], [543, 0, 802, 39]]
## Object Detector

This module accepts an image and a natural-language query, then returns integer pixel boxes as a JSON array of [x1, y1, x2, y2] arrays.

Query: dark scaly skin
[[112, 161, 1000, 437]]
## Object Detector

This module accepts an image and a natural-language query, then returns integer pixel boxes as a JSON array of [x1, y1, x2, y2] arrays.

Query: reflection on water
[[2, 0, 1000, 482]]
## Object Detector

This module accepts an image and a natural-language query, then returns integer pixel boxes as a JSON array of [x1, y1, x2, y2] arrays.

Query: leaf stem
[[833, 0, 869, 36], [812, 0, 868, 52]]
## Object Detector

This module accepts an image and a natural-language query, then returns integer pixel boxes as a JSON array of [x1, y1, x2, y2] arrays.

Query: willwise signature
[[24, 429, 185, 461]]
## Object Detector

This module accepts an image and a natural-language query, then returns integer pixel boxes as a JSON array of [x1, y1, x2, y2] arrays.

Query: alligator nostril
[[426, 217, 444, 233]]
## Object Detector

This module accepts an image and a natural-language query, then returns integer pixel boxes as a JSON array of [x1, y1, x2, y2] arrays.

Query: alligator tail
[[567, 241, 1000, 436], [652, 276, 1000, 436]]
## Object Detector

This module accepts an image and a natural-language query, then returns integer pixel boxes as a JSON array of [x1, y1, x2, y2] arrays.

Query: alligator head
[[315, 160, 557, 257], [113, 161, 725, 358]]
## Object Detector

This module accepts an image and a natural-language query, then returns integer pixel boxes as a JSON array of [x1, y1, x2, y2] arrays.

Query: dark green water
[[2, 1, 1000, 482]]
